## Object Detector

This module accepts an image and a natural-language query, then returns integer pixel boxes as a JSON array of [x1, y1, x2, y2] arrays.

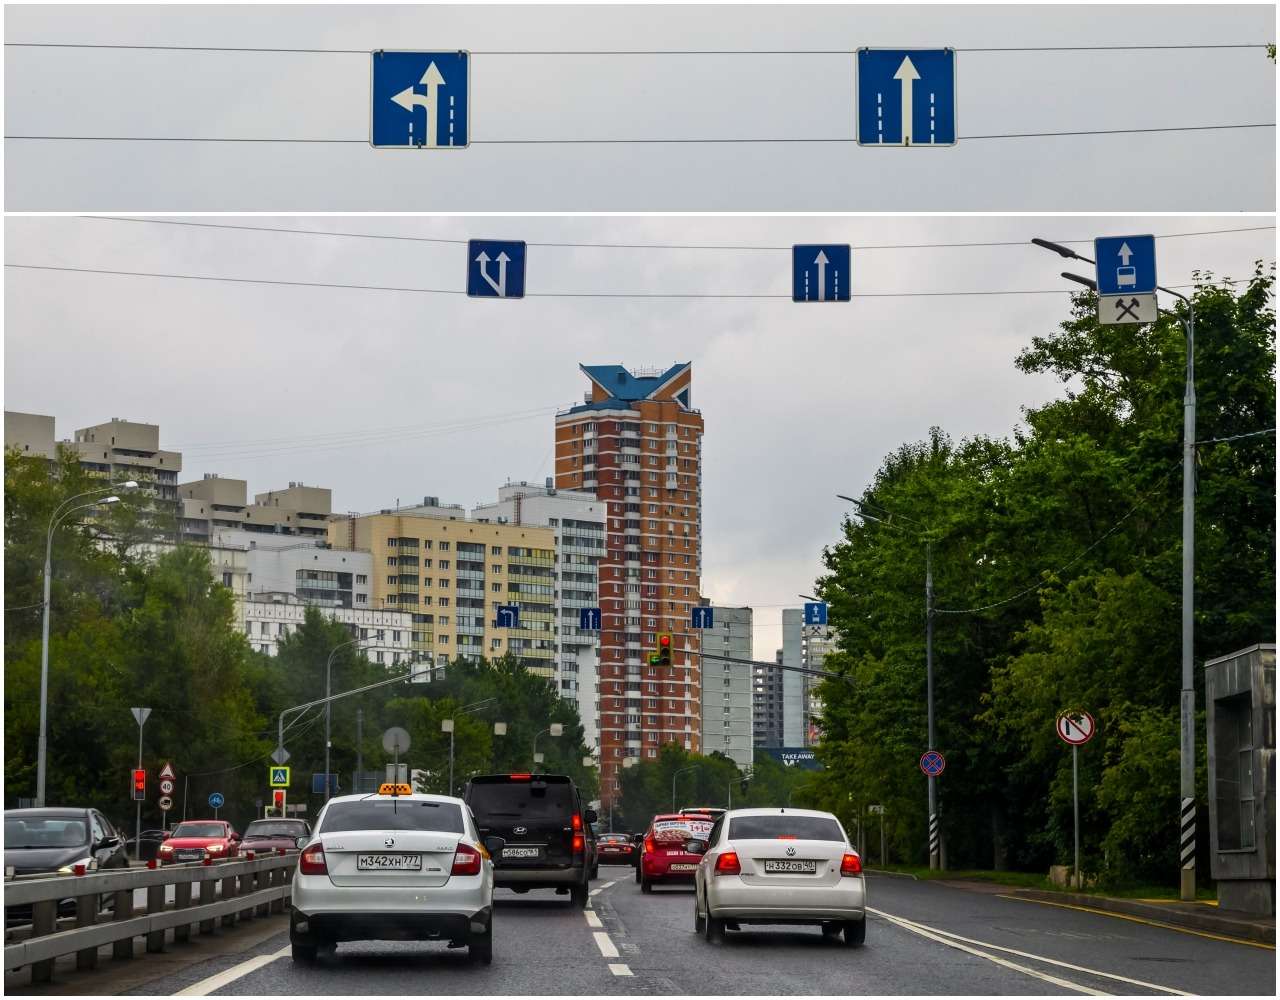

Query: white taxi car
[[290, 784, 502, 964], [692, 807, 866, 946]]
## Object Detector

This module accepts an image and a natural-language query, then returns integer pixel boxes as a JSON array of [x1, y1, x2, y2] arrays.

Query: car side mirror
[[584, 808, 598, 825], [231, 833, 241, 841], [295, 836, 309, 850], [483, 836, 506, 856], [685, 839, 708, 855], [161, 831, 172, 840]]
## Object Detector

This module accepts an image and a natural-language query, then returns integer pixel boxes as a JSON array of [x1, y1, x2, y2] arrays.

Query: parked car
[[597, 832, 636, 866], [290, 783, 499, 965], [464, 773, 597, 907], [637, 812, 714, 891], [242, 818, 311, 854], [157, 820, 241, 864], [4, 808, 130, 922], [691, 808, 866, 946]]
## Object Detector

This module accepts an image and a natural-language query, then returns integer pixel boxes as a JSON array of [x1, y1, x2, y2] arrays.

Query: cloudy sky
[[5, 214, 1274, 653], [4, 4, 1276, 210]]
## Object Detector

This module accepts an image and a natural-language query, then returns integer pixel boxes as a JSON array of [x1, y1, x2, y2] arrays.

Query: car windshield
[[467, 781, 575, 822], [4, 815, 89, 849], [728, 815, 845, 842], [171, 823, 227, 838], [601, 834, 629, 843], [244, 821, 305, 837], [319, 800, 465, 834]]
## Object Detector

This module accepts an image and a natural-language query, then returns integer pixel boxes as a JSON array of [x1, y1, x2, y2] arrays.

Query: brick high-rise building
[[555, 364, 704, 804]]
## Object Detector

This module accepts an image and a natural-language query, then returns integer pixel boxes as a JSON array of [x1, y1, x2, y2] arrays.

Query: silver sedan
[[692, 807, 866, 946]]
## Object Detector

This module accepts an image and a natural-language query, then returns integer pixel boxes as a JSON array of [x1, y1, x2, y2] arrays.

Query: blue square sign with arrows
[[371, 51, 469, 148], [467, 240, 527, 298], [1094, 235, 1157, 296], [857, 49, 956, 146], [793, 245, 851, 302]]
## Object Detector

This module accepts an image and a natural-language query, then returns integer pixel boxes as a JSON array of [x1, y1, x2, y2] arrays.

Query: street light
[[533, 723, 563, 771], [36, 484, 134, 807], [672, 764, 698, 811], [324, 637, 361, 803], [442, 697, 500, 796], [1032, 236, 1199, 900], [836, 493, 942, 870]]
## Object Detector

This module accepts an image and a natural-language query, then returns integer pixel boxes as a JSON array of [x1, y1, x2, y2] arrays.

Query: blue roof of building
[[580, 364, 689, 402], [562, 399, 639, 416]]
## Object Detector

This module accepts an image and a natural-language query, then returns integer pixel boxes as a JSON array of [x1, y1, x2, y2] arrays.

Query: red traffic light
[[659, 634, 671, 647], [132, 769, 146, 801]]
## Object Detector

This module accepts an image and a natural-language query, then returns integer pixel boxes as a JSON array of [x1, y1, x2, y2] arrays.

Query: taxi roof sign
[[378, 782, 413, 796]]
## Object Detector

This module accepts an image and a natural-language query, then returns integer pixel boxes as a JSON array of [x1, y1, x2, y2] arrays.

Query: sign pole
[[925, 540, 941, 870], [1072, 744, 1080, 890], [1179, 302, 1197, 903]]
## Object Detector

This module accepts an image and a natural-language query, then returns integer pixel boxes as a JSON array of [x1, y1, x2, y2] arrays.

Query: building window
[[492, 583, 502, 592], [356, 574, 367, 584], [439, 541, 451, 551], [492, 545, 502, 554], [376, 651, 384, 663], [492, 564, 502, 573], [393, 630, 401, 642], [439, 560, 450, 570], [439, 634, 450, 644]]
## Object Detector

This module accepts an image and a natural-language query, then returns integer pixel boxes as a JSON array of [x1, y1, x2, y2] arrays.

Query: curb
[[1009, 889, 1276, 946], [866, 869, 919, 881]]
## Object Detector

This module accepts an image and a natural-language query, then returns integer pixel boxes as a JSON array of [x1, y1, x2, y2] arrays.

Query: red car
[[597, 832, 637, 866], [240, 818, 310, 854], [637, 813, 714, 892], [156, 820, 241, 864]]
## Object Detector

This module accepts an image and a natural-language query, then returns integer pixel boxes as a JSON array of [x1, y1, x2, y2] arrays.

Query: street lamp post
[[324, 637, 360, 803], [442, 698, 500, 796], [37, 484, 134, 807], [533, 723, 563, 771], [672, 764, 698, 812], [1034, 237, 1199, 900]]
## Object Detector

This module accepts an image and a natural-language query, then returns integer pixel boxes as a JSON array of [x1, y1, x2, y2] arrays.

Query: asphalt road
[[120, 867, 1275, 996]]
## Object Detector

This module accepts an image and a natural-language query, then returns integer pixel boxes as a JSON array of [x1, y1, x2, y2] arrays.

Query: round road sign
[[159, 779, 175, 795], [157, 796, 173, 812], [919, 750, 946, 777], [382, 726, 411, 755], [1056, 711, 1096, 746], [208, 792, 225, 809]]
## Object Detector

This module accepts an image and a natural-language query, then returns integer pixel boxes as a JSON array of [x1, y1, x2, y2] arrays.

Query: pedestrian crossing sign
[[269, 766, 291, 787]]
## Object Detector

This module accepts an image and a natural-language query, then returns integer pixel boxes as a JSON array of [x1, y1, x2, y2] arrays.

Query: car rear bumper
[[291, 905, 491, 944], [492, 865, 585, 888], [706, 876, 865, 921], [292, 871, 491, 918], [642, 857, 700, 880]]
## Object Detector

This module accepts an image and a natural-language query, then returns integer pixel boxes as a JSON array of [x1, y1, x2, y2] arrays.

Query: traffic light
[[272, 789, 286, 817], [656, 632, 672, 667], [132, 769, 146, 801]]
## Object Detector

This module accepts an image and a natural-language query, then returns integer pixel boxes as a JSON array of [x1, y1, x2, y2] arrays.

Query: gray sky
[[3, 4, 1276, 210], [5, 214, 1275, 653]]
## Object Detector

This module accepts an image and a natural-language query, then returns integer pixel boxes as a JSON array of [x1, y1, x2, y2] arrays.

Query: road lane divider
[[868, 907, 1189, 996], [609, 962, 634, 976], [585, 910, 603, 928], [174, 944, 292, 996], [868, 908, 1108, 996], [593, 931, 620, 959]]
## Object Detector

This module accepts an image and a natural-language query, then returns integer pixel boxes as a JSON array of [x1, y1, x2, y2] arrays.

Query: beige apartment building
[[178, 475, 332, 544], [70, 418, 182, 510], [328, 509, 558, 678]]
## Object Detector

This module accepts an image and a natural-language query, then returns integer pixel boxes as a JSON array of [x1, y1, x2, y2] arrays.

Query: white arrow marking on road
[[391, 62, 446, 147], [474, 251, 511, 296], [1118, 242, 1133, 265], [894, 56, 921, 145], [814, 250, 829, 302]]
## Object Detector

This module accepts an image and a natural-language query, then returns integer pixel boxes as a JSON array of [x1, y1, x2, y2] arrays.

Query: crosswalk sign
[[269, 766, 291, 788]]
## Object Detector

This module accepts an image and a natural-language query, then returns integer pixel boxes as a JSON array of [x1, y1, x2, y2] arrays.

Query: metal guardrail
[[4, 852, 295, 986]]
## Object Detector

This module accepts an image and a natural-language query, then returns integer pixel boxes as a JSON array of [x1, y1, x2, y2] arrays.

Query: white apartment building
[[700, 606, 755, 769], [781, 608, 836, 747], [243, 593, 422, 672]]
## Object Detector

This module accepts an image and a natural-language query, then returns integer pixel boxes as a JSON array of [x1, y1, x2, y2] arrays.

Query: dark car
[[464, 773, 598, 907], [597, 832, 637, 866], [241, 818, 310, 854], [4, 808, 130, 922], [126, 828, 170, 862]]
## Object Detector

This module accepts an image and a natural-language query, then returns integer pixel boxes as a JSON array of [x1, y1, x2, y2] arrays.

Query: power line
[[6, 123, 1275, 144], [1196, 427, 1277, 445], [78, 216, 1277, 253]]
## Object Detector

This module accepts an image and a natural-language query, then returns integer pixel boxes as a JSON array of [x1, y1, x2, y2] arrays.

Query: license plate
[[177, 851, 202, 860], [668, 863, 698, 872], [763, 859, 817, 874], [356, 854, 422, 871], [502, 847, 540, 859]]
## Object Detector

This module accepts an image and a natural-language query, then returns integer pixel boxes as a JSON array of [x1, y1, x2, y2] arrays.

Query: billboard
[[761, 747, 823, 771]]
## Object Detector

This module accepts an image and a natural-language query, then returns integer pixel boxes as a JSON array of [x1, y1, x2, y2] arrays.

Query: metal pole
[[182, 775, 188, 822], [324, 655, 332, 803], [1073, 744, 1080, 890], [926, 540, 941, 870], [1179, 305, 1197, 902], [356, 708, 363, 792], [134, 717, 145, 864], [881, 809, 886, 866], [36, 529, 54, 808], [449, 726, 455, 798]]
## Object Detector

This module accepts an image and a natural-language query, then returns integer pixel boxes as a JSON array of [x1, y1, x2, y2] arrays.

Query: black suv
[[465, 774, 598, 907]]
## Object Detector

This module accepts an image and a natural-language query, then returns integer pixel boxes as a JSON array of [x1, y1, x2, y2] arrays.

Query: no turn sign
[[1056, 711, 1096, 746]]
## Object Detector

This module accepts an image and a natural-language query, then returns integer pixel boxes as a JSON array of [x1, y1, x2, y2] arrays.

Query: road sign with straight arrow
[[856, 49, 956, 146], [1095, 234, 1157, 326], [370, 50, 470, 148], [467, 240, 527, 298], [792, 245, 851, 302]]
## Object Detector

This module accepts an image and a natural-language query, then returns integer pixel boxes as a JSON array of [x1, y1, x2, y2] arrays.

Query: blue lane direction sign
[[919, 750, 946, 777], [1095, 235, 1157, 295], [371, 51, 469, 148], [497, 605, 521, 629], [803, 602, 828, 626], [793, 245, 851, 303], [691, 607, 714, 629], [207, 792, 224, 809], [579, 607, 602, 630], [857, 49, 956, 147], [467, 240, 527, 299]]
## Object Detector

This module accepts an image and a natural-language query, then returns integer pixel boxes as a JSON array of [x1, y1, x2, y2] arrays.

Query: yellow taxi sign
[[378, 782, 413, 796]]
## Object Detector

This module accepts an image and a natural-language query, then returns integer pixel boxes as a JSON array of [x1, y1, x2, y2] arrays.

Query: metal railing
[[4, 852, 295, 985]]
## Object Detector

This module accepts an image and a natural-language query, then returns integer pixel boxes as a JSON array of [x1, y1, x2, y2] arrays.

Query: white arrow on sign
[[391, 62, 446, 147], [1118, 242, 1133, 265], [475, 251, 511, 297], [813, 250, 829, 302], [894, 56, 920, 145]]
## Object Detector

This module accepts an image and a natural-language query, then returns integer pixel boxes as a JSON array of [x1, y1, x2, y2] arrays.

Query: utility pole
[[926, 540, 942, 870], [356, 708, 364, 793], [131, 707, 150, 861]]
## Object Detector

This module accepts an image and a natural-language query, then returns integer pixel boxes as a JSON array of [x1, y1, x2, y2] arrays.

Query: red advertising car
[[156, 820, 241, 864], [637, 812, 714, 892]]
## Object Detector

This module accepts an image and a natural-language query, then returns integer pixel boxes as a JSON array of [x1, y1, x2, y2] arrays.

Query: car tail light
[[452, 842, 483, 876], [841, 853, 863, 876], [714, 851, 741, 876], [508, 773, 532, 781], [644, 836, 655, 855], [572, 834, 585, 855], [299, 844, 327, 875], [572, 813, 583, 832]]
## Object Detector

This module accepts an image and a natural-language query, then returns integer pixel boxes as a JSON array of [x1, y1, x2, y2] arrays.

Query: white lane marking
[[870, 909, 1107, 996], [868, 907, 1189, 996], [609, 963, 633, 976], [175, 944, 292, 996], [593, 931, 620, 958], [585, 909, 603, 928]]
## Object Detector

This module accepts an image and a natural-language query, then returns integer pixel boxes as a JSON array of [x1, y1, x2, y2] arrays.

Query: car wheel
[[821, 921, 842, 938], [291, 942, 318, 963], [692, 890, 706, 935], [571, 881, 590, 909], [590, 864, 599, 880], [634, 864, 642, 884], [640, 873, 653, 894], [704, 911, 726, 943], [469, 919, 493, 965], [843, 918, 866, 947]]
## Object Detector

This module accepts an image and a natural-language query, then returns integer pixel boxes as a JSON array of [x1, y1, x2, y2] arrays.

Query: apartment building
[[242, 593, 419, 670], [753, 649, 786, 748], [4, 411, 56, 461], [471, 480, 605, 751], [71, 418, 182, 511], [328, 508, 558, 678], [554, 363, 705, 803], [781, 608, 836, 747], [700, 605, 754, 769], [179, 475, 332, 543], [802, 626, 836, 746]]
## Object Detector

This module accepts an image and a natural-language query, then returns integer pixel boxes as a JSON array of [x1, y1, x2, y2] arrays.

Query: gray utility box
[[1204, 643, 1275, 915]]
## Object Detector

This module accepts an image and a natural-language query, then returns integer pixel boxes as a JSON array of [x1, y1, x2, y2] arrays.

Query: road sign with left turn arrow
[[371, 51, 470, 148], [467, 240, 527, 298]]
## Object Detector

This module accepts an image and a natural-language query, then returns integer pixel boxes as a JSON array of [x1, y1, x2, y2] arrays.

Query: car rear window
[[319, 800, 465, 834], [245, 820, 306, 837], [467, 780, 576, 823], [728, 815, 845, 841], [171, 823, 227, 838]]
